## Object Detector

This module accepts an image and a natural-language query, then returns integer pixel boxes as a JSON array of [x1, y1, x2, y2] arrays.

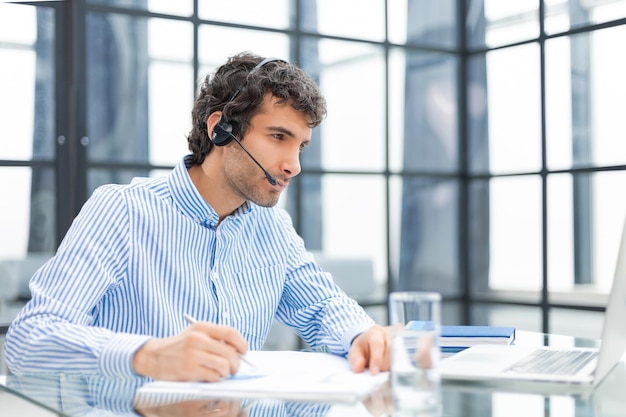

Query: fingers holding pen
[[182, 321, 249, 378], [132, 321, 249, 382]]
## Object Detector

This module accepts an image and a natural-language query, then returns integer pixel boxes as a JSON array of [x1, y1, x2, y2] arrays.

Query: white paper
[[135, 351, 389, 405]]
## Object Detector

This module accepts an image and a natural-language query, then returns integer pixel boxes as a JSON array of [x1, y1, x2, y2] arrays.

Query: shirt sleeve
[[4, 185, 148, 377], [273, 210, 375, 356]]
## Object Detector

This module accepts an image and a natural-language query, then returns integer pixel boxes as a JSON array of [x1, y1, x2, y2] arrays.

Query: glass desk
[[1, 331, 625, 417]]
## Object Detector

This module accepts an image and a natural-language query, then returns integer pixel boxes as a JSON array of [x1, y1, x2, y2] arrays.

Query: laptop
[[439, 219, 626, 387]]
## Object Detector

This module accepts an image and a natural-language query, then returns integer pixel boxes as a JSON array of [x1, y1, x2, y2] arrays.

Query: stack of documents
[[135, 351, 389, 405]]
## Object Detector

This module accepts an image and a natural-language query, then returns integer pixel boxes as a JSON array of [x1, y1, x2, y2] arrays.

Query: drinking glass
[[388, 291, 441, 412]]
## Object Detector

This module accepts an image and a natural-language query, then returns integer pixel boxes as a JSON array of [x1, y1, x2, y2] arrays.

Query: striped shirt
[[5, 156, 374, 377]]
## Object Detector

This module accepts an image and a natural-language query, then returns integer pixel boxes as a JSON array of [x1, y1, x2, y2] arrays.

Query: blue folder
[[406, 321, 516, 352]]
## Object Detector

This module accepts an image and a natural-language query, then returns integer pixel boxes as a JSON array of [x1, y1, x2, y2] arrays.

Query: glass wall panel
[[0, 167, 56, 259], [148, 62, 194, 166], [387, 0, 410, 45], [300, 174, 387, 298], [388, 49, 407, 172], [545, 0, 626, 35], [546, 27, 626, 170], [388, 0, 458, 49], [591, 171, 626, 289], [548, 170, 626, 293], [389, 48, 458, 173], [87, 0, 193, 17], [0, 4, 55, 161], [198, 26, 290, 75], [469, 44, 542, 174], [467, 0, 539, 49], [547, 171, 626, 295], [550, 308, 605, 340], [441, 301, 464, 327], [0, 3, 37, 44], [300, 39, 385, 172], [547, 173, 575, 291], [489, 175, 542, 292], [86, 13, 193, 167], [587, 26, 626, 169], [0, 166, 55, 308], [472, 304, 542, 332], [545, 35, 573, 170], [467, 179, 490, 295], [0, 0, 56, 310], [198, 0, 290, 29], [470, 176, 543, 296], [300, 0, 385, 42], [389, 176, 459, 296], [466, 55, 490, 174], [148, 18, 193, 62]]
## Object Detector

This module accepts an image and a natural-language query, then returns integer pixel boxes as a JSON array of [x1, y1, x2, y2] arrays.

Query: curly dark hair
[[187, 52, 327, 165]]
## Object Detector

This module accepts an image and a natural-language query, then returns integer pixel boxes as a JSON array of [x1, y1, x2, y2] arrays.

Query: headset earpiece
[[211, 115, 235, 146]]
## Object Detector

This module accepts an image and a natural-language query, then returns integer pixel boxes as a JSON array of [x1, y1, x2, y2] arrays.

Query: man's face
[[222, 95, 312, 207]]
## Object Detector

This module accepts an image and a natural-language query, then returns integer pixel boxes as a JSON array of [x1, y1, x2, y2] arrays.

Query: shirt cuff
[[341, 322, 375, 354], [99, 333, 153, 378]]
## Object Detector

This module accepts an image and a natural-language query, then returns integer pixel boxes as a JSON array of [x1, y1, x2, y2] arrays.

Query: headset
[[211, 57, 287, 147]]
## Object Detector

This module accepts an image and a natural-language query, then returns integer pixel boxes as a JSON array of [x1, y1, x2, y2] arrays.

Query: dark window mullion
[[55, 0, 87, 246]]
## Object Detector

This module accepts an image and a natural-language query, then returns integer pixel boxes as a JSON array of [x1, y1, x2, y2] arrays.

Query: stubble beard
[[223, 149, 280, 208]]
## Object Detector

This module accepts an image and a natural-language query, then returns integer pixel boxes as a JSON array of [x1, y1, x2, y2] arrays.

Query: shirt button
[[223, 311, 230, 319]]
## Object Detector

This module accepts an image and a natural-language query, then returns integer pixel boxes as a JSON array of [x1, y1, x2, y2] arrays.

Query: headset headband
[[226, 57, 287, 103]]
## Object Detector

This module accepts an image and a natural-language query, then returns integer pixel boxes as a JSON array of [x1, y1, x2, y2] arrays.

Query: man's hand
[[347, 325, 391, 375], [136, 398, 246, 417], [132, 321, 248, 381]]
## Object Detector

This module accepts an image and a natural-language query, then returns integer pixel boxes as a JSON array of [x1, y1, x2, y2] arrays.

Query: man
[[5, 52, 390, 381]]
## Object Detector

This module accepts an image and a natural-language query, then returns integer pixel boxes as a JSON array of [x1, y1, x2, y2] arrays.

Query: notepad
[[135, 351, 389, 405]]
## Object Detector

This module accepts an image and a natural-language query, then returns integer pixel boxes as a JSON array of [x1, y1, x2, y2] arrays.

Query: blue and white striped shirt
[[5, 156, 374, 377]]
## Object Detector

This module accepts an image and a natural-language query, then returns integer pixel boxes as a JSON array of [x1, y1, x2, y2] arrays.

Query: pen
[[183, 313, 257, 370]]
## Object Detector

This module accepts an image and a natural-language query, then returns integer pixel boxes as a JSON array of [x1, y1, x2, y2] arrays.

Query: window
[[0, 4, 56, 307], [2, 0, 625, 340]]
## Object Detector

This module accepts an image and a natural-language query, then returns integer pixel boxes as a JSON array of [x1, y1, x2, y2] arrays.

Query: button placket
[[212, 227, 232, 326]]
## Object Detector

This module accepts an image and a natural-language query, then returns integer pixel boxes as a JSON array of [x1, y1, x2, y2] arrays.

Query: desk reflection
[[3, 355, 626, 417], [5, 373, 376, 417], [137, 397, 247, 417]]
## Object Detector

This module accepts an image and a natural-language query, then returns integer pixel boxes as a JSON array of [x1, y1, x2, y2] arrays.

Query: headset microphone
[[213, 120, 278, 186]]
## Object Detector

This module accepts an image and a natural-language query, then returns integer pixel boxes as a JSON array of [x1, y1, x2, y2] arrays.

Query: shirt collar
[[167, 155, 254, 227]]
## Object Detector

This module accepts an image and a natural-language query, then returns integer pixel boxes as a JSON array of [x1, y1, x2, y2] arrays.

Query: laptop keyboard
[[505, 349, 598, 376]]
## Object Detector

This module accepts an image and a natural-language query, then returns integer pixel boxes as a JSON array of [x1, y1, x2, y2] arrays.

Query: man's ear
[[207, 111, 223, 140]]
